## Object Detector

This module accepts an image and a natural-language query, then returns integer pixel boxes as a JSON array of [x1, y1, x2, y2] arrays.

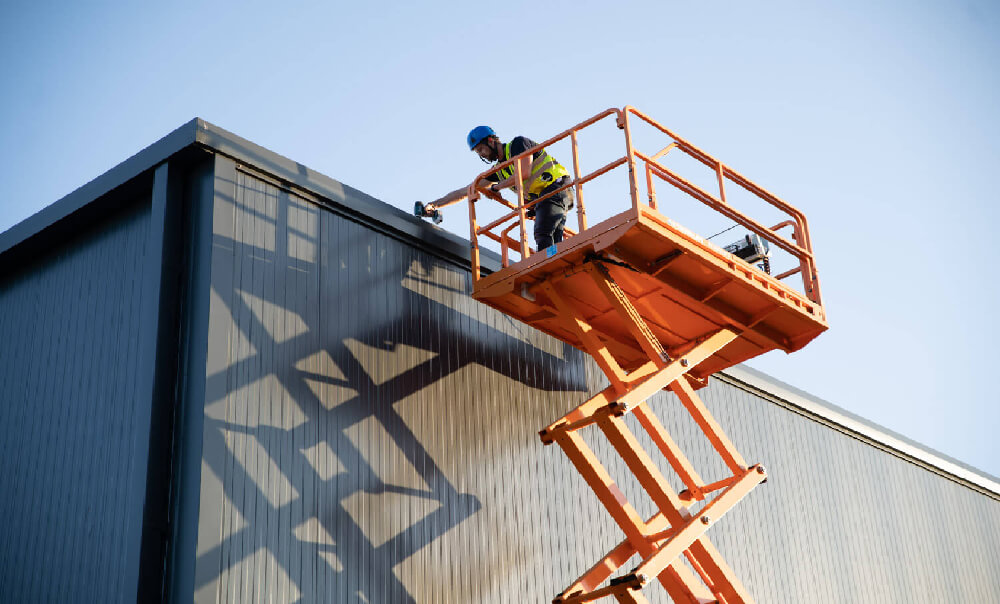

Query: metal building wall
[[190, 161, 614, 603], [6, 118, 992, 603], [664, 376, 1000, 602], [189, 159, 1000, 603], [0, 200, 153, 602]]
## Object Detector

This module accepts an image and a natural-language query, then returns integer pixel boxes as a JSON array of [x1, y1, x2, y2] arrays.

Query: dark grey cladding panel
[[193, 166, 1000, 603], [0, 199, 152, 602]]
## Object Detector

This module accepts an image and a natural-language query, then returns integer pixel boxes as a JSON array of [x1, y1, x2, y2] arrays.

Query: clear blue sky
[[2, 1, 998, 477]]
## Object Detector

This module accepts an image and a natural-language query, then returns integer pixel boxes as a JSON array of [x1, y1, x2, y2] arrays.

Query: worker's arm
[[424, 138, 547, 212], [425, 177, 492, 212]]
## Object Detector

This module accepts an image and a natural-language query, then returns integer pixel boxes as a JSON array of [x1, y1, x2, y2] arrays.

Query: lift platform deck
[[460, 107, 828, 603], [471, 202, 826, 382]]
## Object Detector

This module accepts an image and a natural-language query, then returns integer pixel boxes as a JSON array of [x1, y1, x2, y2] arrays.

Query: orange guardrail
[[465, 106, 823, 305]]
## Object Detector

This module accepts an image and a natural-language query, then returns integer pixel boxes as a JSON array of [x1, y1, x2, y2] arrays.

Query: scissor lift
[[463, 107, 828, 603]]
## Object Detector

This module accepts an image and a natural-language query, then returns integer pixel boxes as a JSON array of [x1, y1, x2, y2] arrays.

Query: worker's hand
[[414, 201, 443, 224]]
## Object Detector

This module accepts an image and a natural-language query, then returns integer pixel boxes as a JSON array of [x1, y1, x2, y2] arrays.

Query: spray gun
[[413, 201, 443, 224]]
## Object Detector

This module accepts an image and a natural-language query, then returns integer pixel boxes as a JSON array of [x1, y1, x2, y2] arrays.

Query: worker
[[418, 126, 574, 250]]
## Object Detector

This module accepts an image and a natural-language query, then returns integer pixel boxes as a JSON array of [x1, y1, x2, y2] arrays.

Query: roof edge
[[191, 119, 496, 273], [1, 117, 499, 274], [718, 364, 1000, 498]]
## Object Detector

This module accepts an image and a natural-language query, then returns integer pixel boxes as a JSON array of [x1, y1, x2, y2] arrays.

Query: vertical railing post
[[646, 164, 657, 210], [467, 186, 481, 281], [793, 214, 822, 304], [804, 257, 821, 304], [715, 162, 727, 204], [790, 220, 809, 299], [620, 108, 641, 211], [571, 130, 588, 232], [515, 157, 530, 258]]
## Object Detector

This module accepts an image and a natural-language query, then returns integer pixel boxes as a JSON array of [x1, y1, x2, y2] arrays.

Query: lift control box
[[724, 233, 770, 264]]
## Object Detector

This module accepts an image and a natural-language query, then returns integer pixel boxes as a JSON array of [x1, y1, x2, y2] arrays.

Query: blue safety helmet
[[467, 125, 496, 150]]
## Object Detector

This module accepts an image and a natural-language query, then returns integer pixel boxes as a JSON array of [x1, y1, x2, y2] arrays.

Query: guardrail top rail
[[464, 106, 823, 307]]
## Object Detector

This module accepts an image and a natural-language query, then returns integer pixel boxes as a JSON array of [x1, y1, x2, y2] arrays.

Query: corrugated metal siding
[[689, 379, 1000, 602], [0, 200, 152, 602], [193, 167, 1000, 603]]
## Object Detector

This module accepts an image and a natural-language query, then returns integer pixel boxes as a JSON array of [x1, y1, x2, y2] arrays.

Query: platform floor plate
[[472, 207, 828, 379]]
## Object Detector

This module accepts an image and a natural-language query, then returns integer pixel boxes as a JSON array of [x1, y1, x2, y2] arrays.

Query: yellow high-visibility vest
[[494, 141, 571, 197]]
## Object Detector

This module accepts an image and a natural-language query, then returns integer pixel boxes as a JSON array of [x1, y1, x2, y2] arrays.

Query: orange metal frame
[[466, 106, 822, 306], [458, 107, 827, 603], [539, 263, 765, 603]]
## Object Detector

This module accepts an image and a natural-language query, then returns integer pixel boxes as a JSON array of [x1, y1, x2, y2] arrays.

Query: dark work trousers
[[532, 187, 574, 250]]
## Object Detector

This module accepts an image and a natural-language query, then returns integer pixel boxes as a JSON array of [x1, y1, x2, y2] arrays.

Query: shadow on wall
[[192, 172, 586, 603]]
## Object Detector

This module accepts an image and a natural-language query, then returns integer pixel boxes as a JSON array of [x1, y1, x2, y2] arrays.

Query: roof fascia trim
[[192, 119, 495, 272]]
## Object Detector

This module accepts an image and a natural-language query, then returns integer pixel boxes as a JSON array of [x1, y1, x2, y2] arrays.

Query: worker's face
[[473, 138, 497, 162]]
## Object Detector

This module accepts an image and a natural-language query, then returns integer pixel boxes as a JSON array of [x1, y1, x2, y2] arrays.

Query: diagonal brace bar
[[685, 536, 755, 603], [634, 466, 766, 584], [597, 413, 688, 525], [542, 280, 629, 394], [540, 329, 738, 444], [669, 374, 748, 473], [611, 329, 738, 416], [613, 589, 652, 604], [554, 432, 714, 603], [633, 404, 706, 499], [598, 409, 751, 603], [585, 260, 670, 366]]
